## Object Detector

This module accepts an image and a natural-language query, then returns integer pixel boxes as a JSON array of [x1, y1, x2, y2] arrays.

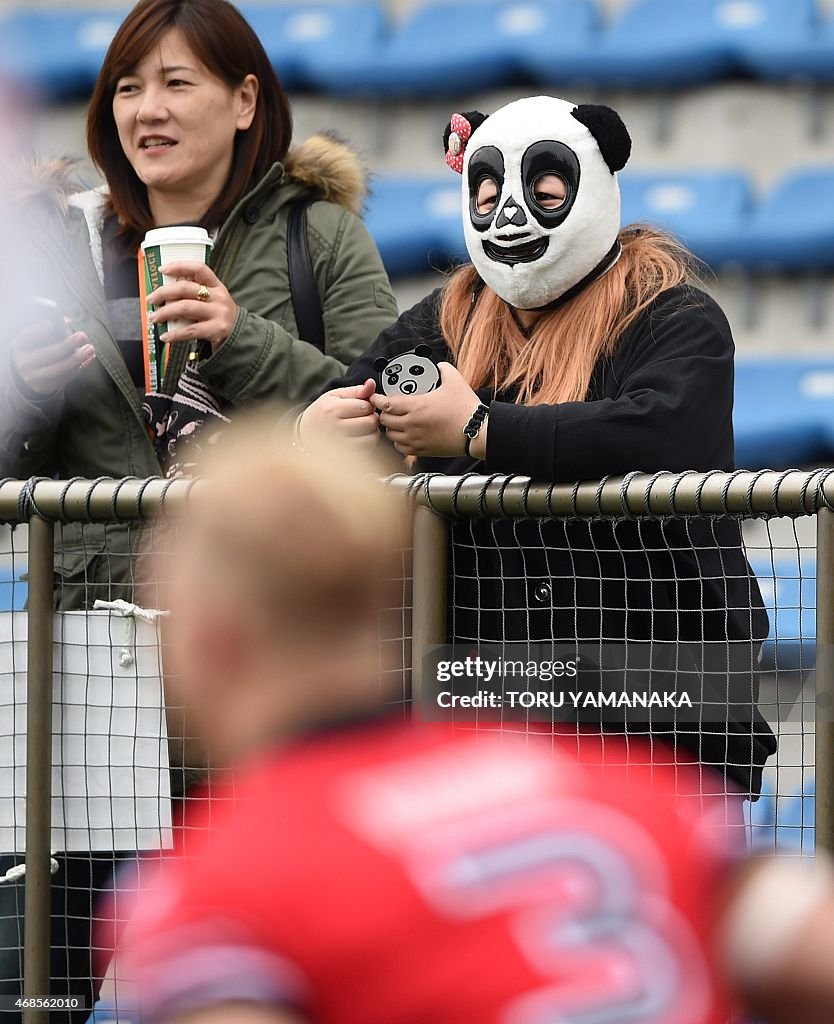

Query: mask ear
[[414, 345, 433, 358], [373, 357, 389, 372], [443, 110, 489, 173], [570, 104, 632, 173]]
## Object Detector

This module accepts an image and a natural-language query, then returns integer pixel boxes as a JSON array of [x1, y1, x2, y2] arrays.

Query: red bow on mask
[[445, 113, 473, 174]]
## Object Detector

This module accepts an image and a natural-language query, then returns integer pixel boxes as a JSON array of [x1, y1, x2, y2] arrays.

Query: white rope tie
[[0, 855, 60, 886], [93, 600, 169, 668]]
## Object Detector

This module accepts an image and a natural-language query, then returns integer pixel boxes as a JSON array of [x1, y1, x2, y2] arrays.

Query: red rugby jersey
[[125, 721, 734, 1024]]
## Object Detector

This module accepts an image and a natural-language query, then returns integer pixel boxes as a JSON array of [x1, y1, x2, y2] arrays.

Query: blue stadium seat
[[0, 563, 27, 612], [367, 167, 834, 279], [0, 9, 124, 98], [744, 775, 777, 850], [733, 168, 834, 271], [364, 177, 464, 276], [239, 3, 387, 91], [775, 777, 815, 854], [748, 553, 816, 671], [85, 1001, 139, 1024], [619, 171, 753, 267], [739, 0, 834, 82], [567, 0, 801, 88], [736, 358, 834, 670], [307, 0, 596, 97], [733, 357, 834, 469], [744, 777, 816, 854]]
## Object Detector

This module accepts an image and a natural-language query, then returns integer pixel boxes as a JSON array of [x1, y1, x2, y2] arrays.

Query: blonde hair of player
[[160, 416, 405, 767]]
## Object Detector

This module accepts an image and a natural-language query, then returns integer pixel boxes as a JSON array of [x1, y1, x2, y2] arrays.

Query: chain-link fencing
[[0, 469, 833, 1023]]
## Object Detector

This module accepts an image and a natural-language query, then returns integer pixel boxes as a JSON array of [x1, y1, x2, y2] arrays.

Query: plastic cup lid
[[142, 226, 213, 249]]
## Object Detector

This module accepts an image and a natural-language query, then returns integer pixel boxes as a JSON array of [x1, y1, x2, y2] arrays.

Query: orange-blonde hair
[[440, 226, 698, 406]]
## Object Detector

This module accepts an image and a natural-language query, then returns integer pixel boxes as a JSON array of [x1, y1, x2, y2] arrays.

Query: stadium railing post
[[410, 504, 448, 712], [23, 512, 55, 1019], [815, 507, 834, 854]]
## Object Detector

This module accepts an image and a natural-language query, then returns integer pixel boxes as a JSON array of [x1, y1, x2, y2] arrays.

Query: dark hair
[[87, 0, 292, 250]]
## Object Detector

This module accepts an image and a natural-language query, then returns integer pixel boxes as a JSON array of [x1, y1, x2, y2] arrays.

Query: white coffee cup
[[141, 226, 213, 336]]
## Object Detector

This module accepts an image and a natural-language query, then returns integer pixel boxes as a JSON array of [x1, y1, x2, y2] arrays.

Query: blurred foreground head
[[161, 418, 404, 766]]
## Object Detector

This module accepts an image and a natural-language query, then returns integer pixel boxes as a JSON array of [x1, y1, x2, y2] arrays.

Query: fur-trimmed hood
[[3, 132, 368, 215], [283, 132, 368, 216], [1, 156, 81, 212]]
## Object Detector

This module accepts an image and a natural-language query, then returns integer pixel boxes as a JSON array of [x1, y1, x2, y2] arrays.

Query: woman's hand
[[10, 322, 96, 398], [299, 379, 380, 453], [370, 362, 483, 458], [147, 261, 238, 352]]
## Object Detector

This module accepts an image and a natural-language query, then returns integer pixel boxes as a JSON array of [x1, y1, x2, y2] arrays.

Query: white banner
[[0, 610, 172, 852]]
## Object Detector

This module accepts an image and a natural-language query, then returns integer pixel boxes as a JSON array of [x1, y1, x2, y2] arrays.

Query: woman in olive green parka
[[0, 1, 398, 1018], [1, 0, 397, 614]]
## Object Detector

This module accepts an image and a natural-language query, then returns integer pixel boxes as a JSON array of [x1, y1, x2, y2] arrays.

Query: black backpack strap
[[287, 197, 326, 354]]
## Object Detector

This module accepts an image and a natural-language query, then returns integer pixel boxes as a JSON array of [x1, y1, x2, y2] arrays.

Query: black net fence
[[0, 469, 831, 1022]]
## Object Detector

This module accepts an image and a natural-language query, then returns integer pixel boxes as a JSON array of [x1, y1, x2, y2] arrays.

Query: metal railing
[[1, 468, 834, 1021]]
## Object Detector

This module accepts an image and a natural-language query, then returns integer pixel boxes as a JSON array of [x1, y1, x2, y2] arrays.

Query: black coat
[[324, 283, 776, 795]]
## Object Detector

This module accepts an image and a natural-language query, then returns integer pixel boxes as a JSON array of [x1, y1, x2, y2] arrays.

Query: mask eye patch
[[475, 178, 500, 217], [467, 146, 505, 234], [531, 174, 568, 212], [521, 141, 580, 228]]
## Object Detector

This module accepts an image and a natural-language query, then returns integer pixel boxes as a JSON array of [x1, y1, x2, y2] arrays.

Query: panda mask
[[445, 96, 632, 312]]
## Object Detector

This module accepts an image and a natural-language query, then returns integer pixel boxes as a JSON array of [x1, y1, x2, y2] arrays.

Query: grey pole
[[410, 505, 448, 714], [816, 508, 834, 853], [23, 515, 55, 1020]]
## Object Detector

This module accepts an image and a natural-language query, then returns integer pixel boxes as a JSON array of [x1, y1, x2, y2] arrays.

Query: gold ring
[[196, 284, 211, 302]]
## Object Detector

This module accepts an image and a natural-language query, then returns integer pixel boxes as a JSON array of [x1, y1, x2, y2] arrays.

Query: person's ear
[[236, 74, 259, 131]]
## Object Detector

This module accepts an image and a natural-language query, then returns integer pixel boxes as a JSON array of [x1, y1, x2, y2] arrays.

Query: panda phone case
[[374, 345, 441, 397]]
